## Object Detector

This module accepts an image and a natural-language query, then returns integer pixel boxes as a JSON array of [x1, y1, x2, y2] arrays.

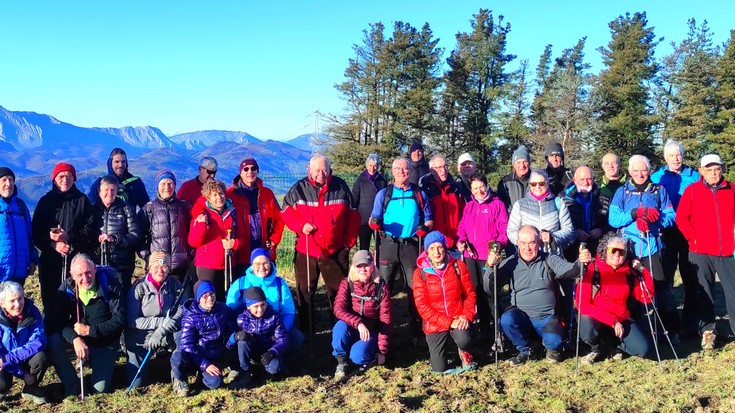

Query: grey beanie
[[512, 145, 531, 164], [545, 142, 564, 159]]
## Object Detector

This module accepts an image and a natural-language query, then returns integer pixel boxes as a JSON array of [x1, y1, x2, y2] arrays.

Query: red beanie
[[52, 162, 77, 181], [239, 157, 259, 171]]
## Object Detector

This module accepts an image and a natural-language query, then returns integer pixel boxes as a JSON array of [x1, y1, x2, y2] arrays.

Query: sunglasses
[[608, 247, 626, 256], [201, 167, 217, 175], [529, 181, 546, 187], [242, 166, 258, 172]]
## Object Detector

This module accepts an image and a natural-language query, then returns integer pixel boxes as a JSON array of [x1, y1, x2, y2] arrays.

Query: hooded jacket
[[413, 254, 476, 335], [93, 197, 142, 278], [189, 199, 247, 269], [457, 192, 509, 260], [0, 187, 38, 282], [333, 277, 392, 355], [138, 196, 192, 275], [179, 299, 233, 371], [235, 306, 288, 356], [87, 151, 150, 209], [225, 264, 296, 331], [0, 299, 45, 377]]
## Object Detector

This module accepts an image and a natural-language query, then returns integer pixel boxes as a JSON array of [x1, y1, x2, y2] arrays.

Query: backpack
[[381, 184, 425, 224], [349, 278, 386, 316]]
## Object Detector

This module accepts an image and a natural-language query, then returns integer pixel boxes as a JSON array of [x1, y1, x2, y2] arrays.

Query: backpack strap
[[381, 185, 425, 225]]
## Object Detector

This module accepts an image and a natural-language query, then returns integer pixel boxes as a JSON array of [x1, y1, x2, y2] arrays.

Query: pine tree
[[712, 30, 735, 177]]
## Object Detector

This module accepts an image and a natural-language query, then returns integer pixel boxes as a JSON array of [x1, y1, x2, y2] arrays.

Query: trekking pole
[[225, 229, 233, 292], [575, 242, 587, 372], [489, 242, 502, 369], [305, 232, 314, 354], [643, 230, 658, 346], [74, 285, 85, 400], [62, 253, 68, 286], [101, 241, 108, 266], [374, 229, 380, 270], [636, 269, 663, 369]]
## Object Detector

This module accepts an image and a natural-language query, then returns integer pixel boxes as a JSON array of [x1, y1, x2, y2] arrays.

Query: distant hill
[[286, 133, 332, 152], [169, 130, 262, 150]]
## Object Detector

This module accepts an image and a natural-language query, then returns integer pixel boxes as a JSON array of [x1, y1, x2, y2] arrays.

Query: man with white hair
[[651, 140, 701, 334], [419, 155, 465, 247], [609, 154, 679, 343], [281, 155, 360, 336], [559, 165, 607, 261], [455, 153, 477, 202], [177, 156, 219, 207]]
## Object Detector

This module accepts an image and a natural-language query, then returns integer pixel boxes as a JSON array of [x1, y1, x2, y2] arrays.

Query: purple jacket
[[179, 300, 234, 371], [0, 300, 45, 378], [457, 193, 509, 260], [236, 306, 288, 356]]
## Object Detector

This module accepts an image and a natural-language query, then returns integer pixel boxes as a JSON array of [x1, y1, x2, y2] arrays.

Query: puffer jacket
[[0, 189, 38, 282], [227, 177, 285, 263], [418, 173, 465, 247], [94, 197, 142, 278], [126, 274, 185, 344], [507, 192, 574, 254], [0, 299, 45, 377], [457, 192, 509, 260], [179, 300, 233, 371], [225, 264, 296, 330], [413, 254, 476, 335], [352, 171, 387, 225], [138, 196, 192, 275], [281, 175, 359, 257], [498, 171, 530, 211], [576, 257, 654, 326], [608, 180, 675, 257], [48, 267, 125, 348], [333, 277, 392, 355], [235, 306, 288, 356], [189, 199, 247, 269]]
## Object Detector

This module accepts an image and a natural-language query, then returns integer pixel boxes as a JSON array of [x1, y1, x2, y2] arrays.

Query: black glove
[[235, 330, 250, 342], [260, 350, 276, 366]]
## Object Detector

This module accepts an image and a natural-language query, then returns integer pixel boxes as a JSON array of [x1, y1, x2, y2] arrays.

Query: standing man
[[178, 157, 219, 207], [560, 166, 606, 261], [352, 154, 387, 251], [419, 155, 465, 248], [651, 140, 701, 335], [455, 153, 477, 203], [608, 155, 679, 343], [544, 142, 571, 196], [88, 148, 149, 210], [0, 167, 38, 285], [599, 152, 626, 220], [676, 154, 735, 350], [498, 145, 532, 212], [408, 141, 430, 186], [369, 157, 433, 342], [281, 155, 360, 336]]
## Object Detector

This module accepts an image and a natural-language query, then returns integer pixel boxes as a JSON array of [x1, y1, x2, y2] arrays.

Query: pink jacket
[[457, 194, 509, 260]]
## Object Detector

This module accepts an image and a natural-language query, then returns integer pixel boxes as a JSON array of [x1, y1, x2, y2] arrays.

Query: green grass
[[7, 235, 735, 412]]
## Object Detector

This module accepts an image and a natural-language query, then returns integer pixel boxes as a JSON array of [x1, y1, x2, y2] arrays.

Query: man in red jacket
[[281, 155, 360, 336], [177, 157, 219, 207], [418, 155, 465, 248], [676, 153, 735, 350]]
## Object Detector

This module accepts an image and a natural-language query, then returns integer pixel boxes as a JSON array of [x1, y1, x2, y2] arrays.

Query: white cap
[[458, 153, 475, 166], [700, 154, 723, 167]]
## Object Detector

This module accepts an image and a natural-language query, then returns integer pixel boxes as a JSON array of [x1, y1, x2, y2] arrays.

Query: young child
[[230, 287, 288, 388]]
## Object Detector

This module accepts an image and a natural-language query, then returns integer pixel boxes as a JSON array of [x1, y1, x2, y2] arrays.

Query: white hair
[[529, 169, 549, 182], [392, 157, 411, 170], [365, 153, 381, 168], [663, 139, 685, 158], [429, 155, 447, 168], [0, 281, 24, 304], [309, 154, 332, 170], [628, 155, 651, 172]]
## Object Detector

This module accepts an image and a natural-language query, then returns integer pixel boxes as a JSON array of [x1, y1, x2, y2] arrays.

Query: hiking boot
[[228, 372, 251, 390], [459, 350, 478, 371], [580, 351, 599, 365], [611, 348, 624, 361], [21, 384, 47, 405], [334, 362, 348, 381], [172, 378, 189, 397], [225, 369, 240, 383], [702, 330, 716, 350], [546, 349, 562, 363], [509, 352, 530, 366]]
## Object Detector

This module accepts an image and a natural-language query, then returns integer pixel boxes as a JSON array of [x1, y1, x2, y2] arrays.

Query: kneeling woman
[[0, 281, 48, 404], [331, 250, 391, 379], [413, 231, 477, 374], [576, 233, 653, 363]]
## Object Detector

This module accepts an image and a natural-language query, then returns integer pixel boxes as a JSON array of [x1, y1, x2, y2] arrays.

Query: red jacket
[[575, 257, 653, 327], [227, 177, 285, 263], [281, 175, 359, 257], [188, 200, 248, 269], [333, 277, 392, 355], [177, 177, 205, 209], [418, 175, 465, 248], [676, 179, 735, 257], [413, 254, 476, 335]]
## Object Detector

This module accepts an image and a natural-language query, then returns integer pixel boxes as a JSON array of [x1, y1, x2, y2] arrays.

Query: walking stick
[[74, 284, 85, 400], [225, 229, 233, 292], [101, 241, 108, 266], [305, 232, 314, 354], [489, 241, 502, 369], [62, 254, 68, 286], [575, 242, 587, 372]]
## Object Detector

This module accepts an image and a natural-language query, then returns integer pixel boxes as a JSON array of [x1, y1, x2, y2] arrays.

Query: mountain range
[[0, 105, 319, 210]]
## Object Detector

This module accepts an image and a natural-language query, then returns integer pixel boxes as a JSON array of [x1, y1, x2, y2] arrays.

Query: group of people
[[1, 137, 734, 402]]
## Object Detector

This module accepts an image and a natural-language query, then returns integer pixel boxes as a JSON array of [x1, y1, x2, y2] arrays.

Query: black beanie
[[0, 167, 15, 180], [244, 286, 267, 308], [545, 142, 564, 159]]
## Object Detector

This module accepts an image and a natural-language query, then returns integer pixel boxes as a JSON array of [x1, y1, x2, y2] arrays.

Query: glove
[[226, 332, 238, 348], [644, 207, 661, 222], [368, 217, 382, 231], [145, 329, 166, 350], [636, 218, 649, 232], [630, 207, 642, 220], [235, 330, 250, 342], [160, 316, 177, 333], [260, 350, 276, 366], [416, 225, 429, 238]]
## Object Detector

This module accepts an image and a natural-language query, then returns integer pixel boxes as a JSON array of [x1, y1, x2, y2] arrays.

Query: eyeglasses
[[608, 247, 626, 256], [201, 167, 217, 175], [529, 181, 546, 187], [242, 166, 258, 172]]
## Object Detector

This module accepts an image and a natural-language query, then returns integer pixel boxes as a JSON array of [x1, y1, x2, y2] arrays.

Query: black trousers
[[689, 252, 735, 335], [662, 226, 698, 327], [579, 316, 650, 358], [0, 351, 47, 393], [465, 257, 493, 331], [424, 329, 472, 372], [379, 236, 421, 336]]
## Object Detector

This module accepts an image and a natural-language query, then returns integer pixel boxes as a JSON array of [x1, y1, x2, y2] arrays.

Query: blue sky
[[2, 1, 733, 141]]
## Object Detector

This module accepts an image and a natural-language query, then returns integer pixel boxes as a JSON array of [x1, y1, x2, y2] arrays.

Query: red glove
[[636, 218, 650, 232], [644, 207, 661, 222], [416, 225, 429, 238], [368, 217, 382, 231]]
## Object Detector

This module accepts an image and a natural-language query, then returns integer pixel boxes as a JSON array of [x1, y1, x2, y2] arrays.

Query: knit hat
[[512, 145, 531, 165], [239, 157, 259, 171], [544, 142, 564, 159], [250, 248, 269, 265], [194, 280, 215, 303], [148, 251, 171, 268], [244, 286, 267, 308], [155, 170, 176, 189], [0, 167, 15, 180], [423, 231, 447, 251], [351, 250, 374, 267], [409, 141, 424, 154], [51, 162, 77, 181]]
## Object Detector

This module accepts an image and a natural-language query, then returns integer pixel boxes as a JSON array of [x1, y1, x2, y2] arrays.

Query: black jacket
[[498, 172, 530, 212], [408, 159, 430, 186], [351, 171, 387, 225], [93, 197, 142, 277], [546, 165, 572, 196], [138, 197, 192, 275]]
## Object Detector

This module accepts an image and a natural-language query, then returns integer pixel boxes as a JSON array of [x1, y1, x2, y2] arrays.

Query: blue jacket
[[608, 180, 675, 256], [87, 156, 150, 209], [179, 299, 234, 371], [651, 165, 700, 210], [0, 190, 38, 282], [0, 300, 46, 377], [235, 306, 288, 356], [225, 264, 296, 331]]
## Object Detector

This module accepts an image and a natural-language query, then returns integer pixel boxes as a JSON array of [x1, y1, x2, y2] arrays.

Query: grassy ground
[[6, 231, 735, 412]]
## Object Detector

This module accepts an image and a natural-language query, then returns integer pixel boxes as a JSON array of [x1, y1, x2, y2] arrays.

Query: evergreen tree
[[496, 59, 532, 166], [712, 30, 735, 177]]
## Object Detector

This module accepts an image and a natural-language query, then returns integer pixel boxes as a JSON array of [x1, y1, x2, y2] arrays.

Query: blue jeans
[[331, 320, 378, 365], [170, 349, 234, 390], [500, 307, 564, 355], [47, 332, 117, 395]]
